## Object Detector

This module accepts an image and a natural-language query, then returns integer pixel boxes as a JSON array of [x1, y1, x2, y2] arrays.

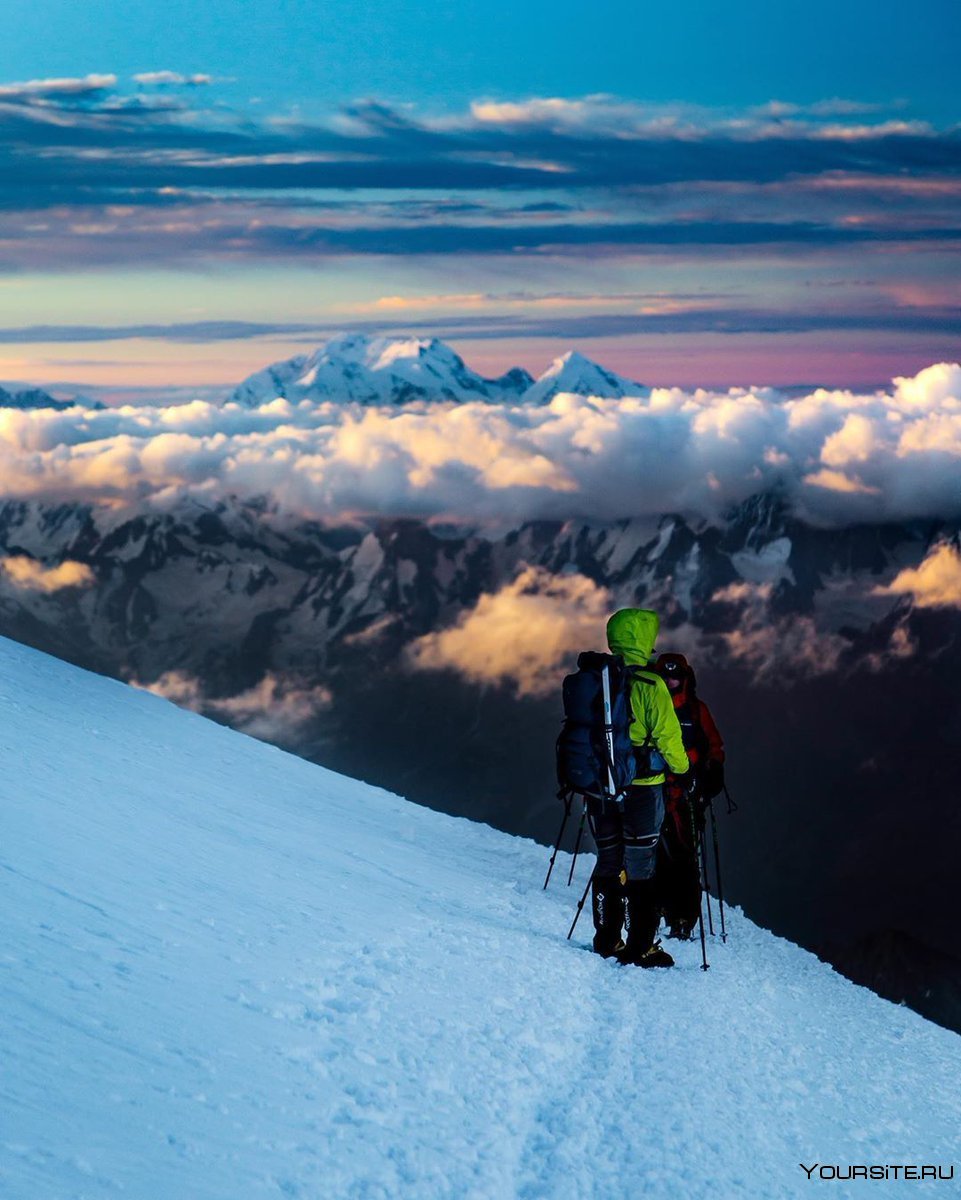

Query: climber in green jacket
[[592, 608, 690, 967]]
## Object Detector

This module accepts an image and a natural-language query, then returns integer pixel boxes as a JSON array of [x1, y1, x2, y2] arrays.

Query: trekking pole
[[566, 801, 588, 886], [696, 887, 709, 970], [565, 664, 617, 940], [687, 797, 709, 970], [567, 866, 596, 940], [699, 828, 715, 937], [600, 665, 618, 803], [543, 793, 572, 889], [707, 802, 727, 943], [723, 784, 738, 815]]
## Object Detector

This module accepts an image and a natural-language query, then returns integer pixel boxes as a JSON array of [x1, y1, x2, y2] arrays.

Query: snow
[[731, 536, 795, 586], [229, 334, 497, 408], [228, 336, 649, 410], [594, 518, 662, 575], [2, 634, 960, 1199], [0, 385, 75, 411], [520, 350, 647, 406]]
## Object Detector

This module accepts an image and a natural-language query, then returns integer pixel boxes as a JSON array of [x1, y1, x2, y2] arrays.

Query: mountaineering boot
[[667, 919, 693, 941], [591, 874, 625, 957], [617, 878, 674, 967], [616, 937, 676, 968], [636, 940, 675, 968]]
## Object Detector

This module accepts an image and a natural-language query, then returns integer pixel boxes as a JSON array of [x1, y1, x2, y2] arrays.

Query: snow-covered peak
[[230, 333, 501, 407], [491, 365, 536, 396], [522, 350, 647, 405], [229, 337, 645, 408], [0, 384, 77, 411]]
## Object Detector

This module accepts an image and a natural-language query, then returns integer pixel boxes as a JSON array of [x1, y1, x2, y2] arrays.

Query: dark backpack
[[556, 652, 660, 807]]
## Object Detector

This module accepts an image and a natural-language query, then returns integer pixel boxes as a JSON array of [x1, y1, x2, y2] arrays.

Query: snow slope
[[2, 636, 959, 1200]]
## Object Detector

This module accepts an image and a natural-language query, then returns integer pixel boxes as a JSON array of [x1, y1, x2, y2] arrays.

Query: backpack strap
[[625, 664, 657, 756]]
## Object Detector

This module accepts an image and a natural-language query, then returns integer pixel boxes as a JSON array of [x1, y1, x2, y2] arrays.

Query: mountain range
[[0, 489, 947, 696], [228, 333, 646, 407], [2, 334, 648, 412]]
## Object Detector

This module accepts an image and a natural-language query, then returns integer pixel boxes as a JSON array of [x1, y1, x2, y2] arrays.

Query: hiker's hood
[[606, 608, 659, 666]]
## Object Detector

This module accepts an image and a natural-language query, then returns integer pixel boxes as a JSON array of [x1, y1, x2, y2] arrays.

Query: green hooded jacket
[[606, 608, 690, 785]]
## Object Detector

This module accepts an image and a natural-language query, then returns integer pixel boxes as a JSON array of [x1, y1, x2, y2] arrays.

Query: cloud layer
[[0, 555, 95, 592], [0, 360, 959, 529], [408, 565, 613, 697], [135, 671, 333, 742], [876, 542, 961, 609], [1, 78, 960, 272], [406, 568, 865, 696]]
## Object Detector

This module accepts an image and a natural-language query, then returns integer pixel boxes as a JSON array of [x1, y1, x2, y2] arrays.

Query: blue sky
[[0, 0, 958, 392], [3, 0, 958, 119]]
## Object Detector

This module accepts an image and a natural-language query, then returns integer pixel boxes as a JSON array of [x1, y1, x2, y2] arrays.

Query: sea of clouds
[[1, 363, 959, 530]]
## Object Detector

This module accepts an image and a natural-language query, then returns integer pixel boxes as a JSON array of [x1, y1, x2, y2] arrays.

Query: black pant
[[591, 783, 664, 881], [590, 784, 664, 953], [657, 805, 702, 928]]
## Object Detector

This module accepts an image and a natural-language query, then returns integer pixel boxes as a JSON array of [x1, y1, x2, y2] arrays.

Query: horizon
[[1, 330, 952, 403]]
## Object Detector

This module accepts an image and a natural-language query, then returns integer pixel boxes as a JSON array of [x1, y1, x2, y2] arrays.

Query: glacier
[[2, 634, 959, 1199]]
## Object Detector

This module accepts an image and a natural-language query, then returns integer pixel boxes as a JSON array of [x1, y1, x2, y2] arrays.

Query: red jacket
[[654, 653, 724, 826], [685, 696, 724, 769]]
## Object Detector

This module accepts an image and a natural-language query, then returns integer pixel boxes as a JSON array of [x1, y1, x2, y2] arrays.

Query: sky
[[1, 0, 959, 394]]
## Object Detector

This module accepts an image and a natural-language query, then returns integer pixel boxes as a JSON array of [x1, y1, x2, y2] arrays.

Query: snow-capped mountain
[[229, 333, 527, 407], [520, 349, 647, 404], [227, 334, 639, 407], [4, 632, 960, 1197], [0, 384, 75, 410]]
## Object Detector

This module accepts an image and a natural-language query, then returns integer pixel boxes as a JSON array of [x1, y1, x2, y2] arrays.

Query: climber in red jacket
[[654, 652, 726, 940]]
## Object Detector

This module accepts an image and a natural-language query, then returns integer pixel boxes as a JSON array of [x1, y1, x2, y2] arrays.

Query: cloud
[[135, 671, 333, 741], [133, 72, 213, 87], [0, 321, 324, 344], [874, 542, 961, 609], [865, 622, 917, 672], [226, 220, 961, 258], [0, 74, 116, 100], [465, 95, 926, 143], [406, 559, 886, 689], [135, 670, 203, 707], [467, 96, 696, 136], [754, 99, 901, 119], [209, 674, 333, 740], [3, 304, 961, 349], [708, 581, 849, 679], [2, 85, 961, 269], [354, 290, 719, 315], [803, 469, 881, 496], [0, 359, 959, 529], [408, 565, 612, 697], [0, 80, 958, 283], [7, 307, 959, 350], [0, 555, 95, 592]]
